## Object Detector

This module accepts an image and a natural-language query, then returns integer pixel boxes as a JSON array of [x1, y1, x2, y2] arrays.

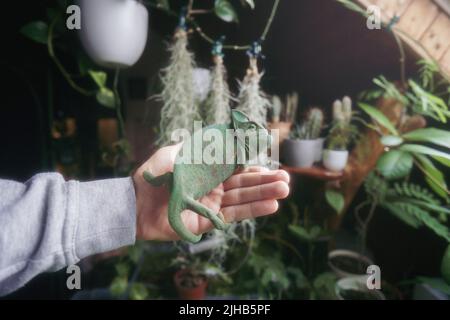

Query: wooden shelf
[[281, 165, 344, 181]]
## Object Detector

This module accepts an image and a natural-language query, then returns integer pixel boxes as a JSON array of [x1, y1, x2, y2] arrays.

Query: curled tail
[[168, 195, 202, 243]]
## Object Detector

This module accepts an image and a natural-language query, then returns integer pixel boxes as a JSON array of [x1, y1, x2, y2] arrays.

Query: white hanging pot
[[78, 0, 149, 68], [283, 139, 316, 168], [323, 149, 349, 172]]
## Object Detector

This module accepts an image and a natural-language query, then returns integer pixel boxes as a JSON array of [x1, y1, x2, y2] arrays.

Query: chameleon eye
[[249, 123, 257, 130]]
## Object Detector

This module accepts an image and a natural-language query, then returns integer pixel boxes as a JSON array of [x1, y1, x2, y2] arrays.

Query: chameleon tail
[[168, 196, 202, 243]]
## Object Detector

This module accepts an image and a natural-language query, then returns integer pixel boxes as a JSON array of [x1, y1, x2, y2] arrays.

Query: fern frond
[[391, 182, 440, 205]]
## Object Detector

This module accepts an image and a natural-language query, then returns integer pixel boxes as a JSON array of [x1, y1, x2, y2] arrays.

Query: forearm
[[0, 173, 136, 296]]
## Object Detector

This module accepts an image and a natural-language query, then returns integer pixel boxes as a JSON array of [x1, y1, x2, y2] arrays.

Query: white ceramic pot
[[335, 276, 386, 300], [78, 0, 149, 68], [323, 149, 349, 172], [314, 138, 325, 162], [283, 139, 316, 168]]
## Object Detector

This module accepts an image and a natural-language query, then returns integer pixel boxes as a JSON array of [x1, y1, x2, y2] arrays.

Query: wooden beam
[[420, 12, 450, 60]]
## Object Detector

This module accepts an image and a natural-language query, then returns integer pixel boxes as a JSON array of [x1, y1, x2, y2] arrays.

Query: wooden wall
[[358, 0, 450, 76]]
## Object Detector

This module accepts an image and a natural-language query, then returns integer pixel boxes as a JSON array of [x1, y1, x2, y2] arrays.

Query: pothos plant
[[357, 60, 450, 285]]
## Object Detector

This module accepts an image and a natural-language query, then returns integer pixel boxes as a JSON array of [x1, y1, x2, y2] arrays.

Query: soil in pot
[[339, 288, 382, 300], [174, 269, 208, 300], [329, 255, 371, 275]]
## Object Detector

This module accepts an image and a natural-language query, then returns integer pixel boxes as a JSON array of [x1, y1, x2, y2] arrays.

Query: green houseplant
[[283, 108, 324, 168], [323, 96, 358, 172], [354, 61, 450, 294]]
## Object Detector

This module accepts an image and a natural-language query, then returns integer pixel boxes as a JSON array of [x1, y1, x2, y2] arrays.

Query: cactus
[[290, 107, 324, 140], [342, 96, 353, 123], [306, 107, 324, 139], [271, 95, 283, 122]]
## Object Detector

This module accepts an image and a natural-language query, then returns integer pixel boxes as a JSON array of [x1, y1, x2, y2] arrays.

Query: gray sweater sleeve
[[0, 173, 137, 296]]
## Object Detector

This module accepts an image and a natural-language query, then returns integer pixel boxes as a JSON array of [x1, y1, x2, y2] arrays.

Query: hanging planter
[[78, 0, 149, 68]]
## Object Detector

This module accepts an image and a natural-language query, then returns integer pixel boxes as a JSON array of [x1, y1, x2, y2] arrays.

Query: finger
[[223, 170, 290, 191], [222, 200, 279, 223], [222, 181, 289, 206], [234, 166, 270, 175]]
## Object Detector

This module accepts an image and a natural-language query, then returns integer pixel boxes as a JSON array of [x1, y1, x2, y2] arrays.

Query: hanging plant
[[157, 21, 199, 146], [203, 38, 232, 125], [236, 42, 270, 126]]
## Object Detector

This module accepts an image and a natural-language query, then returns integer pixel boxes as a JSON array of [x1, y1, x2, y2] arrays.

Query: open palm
[[133, 144, 290, 241]]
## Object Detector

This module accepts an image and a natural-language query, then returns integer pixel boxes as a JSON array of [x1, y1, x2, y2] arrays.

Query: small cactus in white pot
[[283, 108, 324, 168], [323, 96, 358, 172]]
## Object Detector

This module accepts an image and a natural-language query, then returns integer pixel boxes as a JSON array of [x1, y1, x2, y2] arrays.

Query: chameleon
[[143, 110, 271, 243]]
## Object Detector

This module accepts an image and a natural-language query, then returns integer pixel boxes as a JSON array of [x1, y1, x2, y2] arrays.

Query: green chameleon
[[143, 110, 271, 243]]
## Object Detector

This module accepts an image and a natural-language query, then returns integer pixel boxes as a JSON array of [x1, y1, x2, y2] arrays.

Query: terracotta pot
[[268, 121, 292, 146], [174, 269, 208, 300]]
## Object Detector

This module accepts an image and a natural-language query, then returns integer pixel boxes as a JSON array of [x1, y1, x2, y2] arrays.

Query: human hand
[[133, 144, 290, 241]]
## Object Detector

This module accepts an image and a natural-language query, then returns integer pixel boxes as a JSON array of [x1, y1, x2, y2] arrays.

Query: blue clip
[[246, 40, 265, 59], [178, 6, 188, 30], [212, 36, 226, 57], [386, 15, 400, 32]]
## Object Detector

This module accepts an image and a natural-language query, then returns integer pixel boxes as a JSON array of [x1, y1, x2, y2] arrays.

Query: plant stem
[[113, 68, 126, 138], [144, 0, 280, 51], [391, 30, 406, 87], [47, 16, 95, 97], [261, 0, 280, 41]]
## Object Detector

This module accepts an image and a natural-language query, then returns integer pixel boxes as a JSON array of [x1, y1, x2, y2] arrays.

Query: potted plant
[[335, 276, 386, 300], [323, 96, 357, 172], [268, 93, 299, 147], [172, 254, 230, 300], [328, 249, 374, 279], [78, 0, 149, 68], [283, 108, 324, 168]]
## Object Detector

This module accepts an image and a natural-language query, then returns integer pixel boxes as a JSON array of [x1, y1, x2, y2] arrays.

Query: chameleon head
[[231, 110, 272, 163]]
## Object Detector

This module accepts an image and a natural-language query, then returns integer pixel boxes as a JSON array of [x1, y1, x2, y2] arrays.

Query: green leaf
[[128, 245, 142, 264], [243, 0, 255, 9], [383, 203, 422, 229], [409, 80, 448, 123], [359, 102, 398, 135], [288, 225, 311, 242], [129, 283, 149, 300], [156, 0, 170, 10], [441, 245, 450, 285], [399, 144, 450, 162], [415, 154, 449, 201], [325, 190, 345, 214], [403, 128, 450, 149], [115, 262, 129, 277], [20, 21, 48, 44], [88, 70, 107, 88], [377, 150, 413, 180], [336, 0, 368, 17], [381, 135, 404, 147], [96, 88, 116, 108], [433, 156, 450, 167], [417, 277, 450, 295], [110, 276, 128, 297], [214, 0, 239, 23]]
